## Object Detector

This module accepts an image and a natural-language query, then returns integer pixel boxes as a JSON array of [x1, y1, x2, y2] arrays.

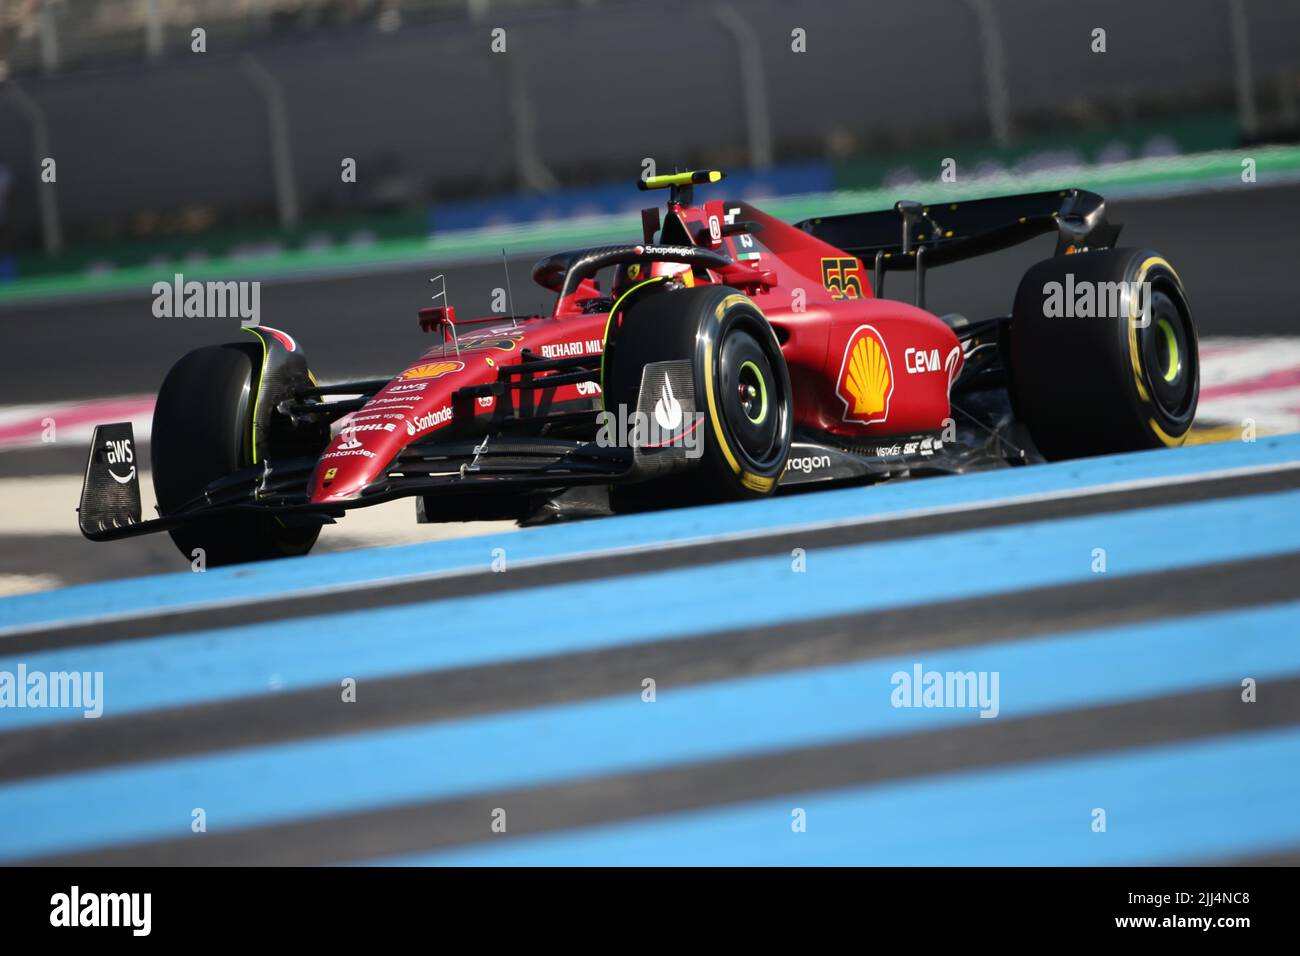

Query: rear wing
[[795, 188, 1121, 306]]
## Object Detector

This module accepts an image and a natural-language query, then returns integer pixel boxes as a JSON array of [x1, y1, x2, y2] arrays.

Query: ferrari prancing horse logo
[[836, 325, 894, 424]]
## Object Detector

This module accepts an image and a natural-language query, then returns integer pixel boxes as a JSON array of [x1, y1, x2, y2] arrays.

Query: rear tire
[[152, 343, 320, 566], [604, 284, 792, 505], [1009, 247, 1199, 460]]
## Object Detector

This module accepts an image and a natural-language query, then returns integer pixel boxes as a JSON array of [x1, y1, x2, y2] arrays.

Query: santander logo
[[405, 406, 453, 437]]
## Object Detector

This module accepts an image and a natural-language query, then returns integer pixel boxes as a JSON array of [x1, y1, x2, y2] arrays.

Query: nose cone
[[310, 424, 401, 502], [303, 313, 607, 504], [307, 359, 472, 503]]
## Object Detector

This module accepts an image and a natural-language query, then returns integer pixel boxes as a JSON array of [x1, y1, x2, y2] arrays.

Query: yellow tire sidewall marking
[[705, 291, 781, 489], [1127, 256, 1186, 447], [702, 344, 742, 476], [241, 326, 270, 464], [600, 276, 668, 405]]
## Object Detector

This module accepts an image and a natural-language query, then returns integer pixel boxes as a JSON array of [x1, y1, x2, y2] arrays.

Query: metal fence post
[[145, 0, 165, 60], [506, 48, 559, 192], [240, 56, 301, 230], [712, 2, 774, 169], [965, 0, 1012, 147], [39, 0, 60, 74], [6, 82, 63, 254], [1228, 0, 1259, 139]]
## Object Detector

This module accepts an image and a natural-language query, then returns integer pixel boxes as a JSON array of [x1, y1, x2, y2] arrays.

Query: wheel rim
[[737, 360, 769, 425], [1139, 289, 1196, 420], [717, 322, 783, 466], [1156, 317, 1182, 384]]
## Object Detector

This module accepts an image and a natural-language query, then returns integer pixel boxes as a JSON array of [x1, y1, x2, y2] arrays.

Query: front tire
[[604, 284, 793, 504], [152, 342, 320, 566]]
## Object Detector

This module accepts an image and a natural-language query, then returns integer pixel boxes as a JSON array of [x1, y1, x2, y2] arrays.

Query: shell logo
[[400, 360, 464, 381], [836, 325, 894, 424]]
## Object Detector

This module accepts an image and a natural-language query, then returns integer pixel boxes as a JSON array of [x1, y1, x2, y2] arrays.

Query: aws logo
[[836, 325, 894, 424], [104, 437, 135, 484]]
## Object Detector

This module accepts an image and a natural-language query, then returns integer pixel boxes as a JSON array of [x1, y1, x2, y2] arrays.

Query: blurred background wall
[[0, 0, 1297, 267]]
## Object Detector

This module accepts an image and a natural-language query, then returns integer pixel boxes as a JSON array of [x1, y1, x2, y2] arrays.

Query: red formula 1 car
[[79, 169, 1199, 565]]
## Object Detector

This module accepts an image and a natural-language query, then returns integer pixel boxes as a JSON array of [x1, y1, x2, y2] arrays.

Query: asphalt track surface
[[1, 435, 1299, 864], [3, 184, 1300, 410], [1, 184, 1299, 865]]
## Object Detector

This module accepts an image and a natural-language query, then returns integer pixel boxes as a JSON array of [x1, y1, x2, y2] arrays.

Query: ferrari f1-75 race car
[[78, 169, 1199, 566]]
